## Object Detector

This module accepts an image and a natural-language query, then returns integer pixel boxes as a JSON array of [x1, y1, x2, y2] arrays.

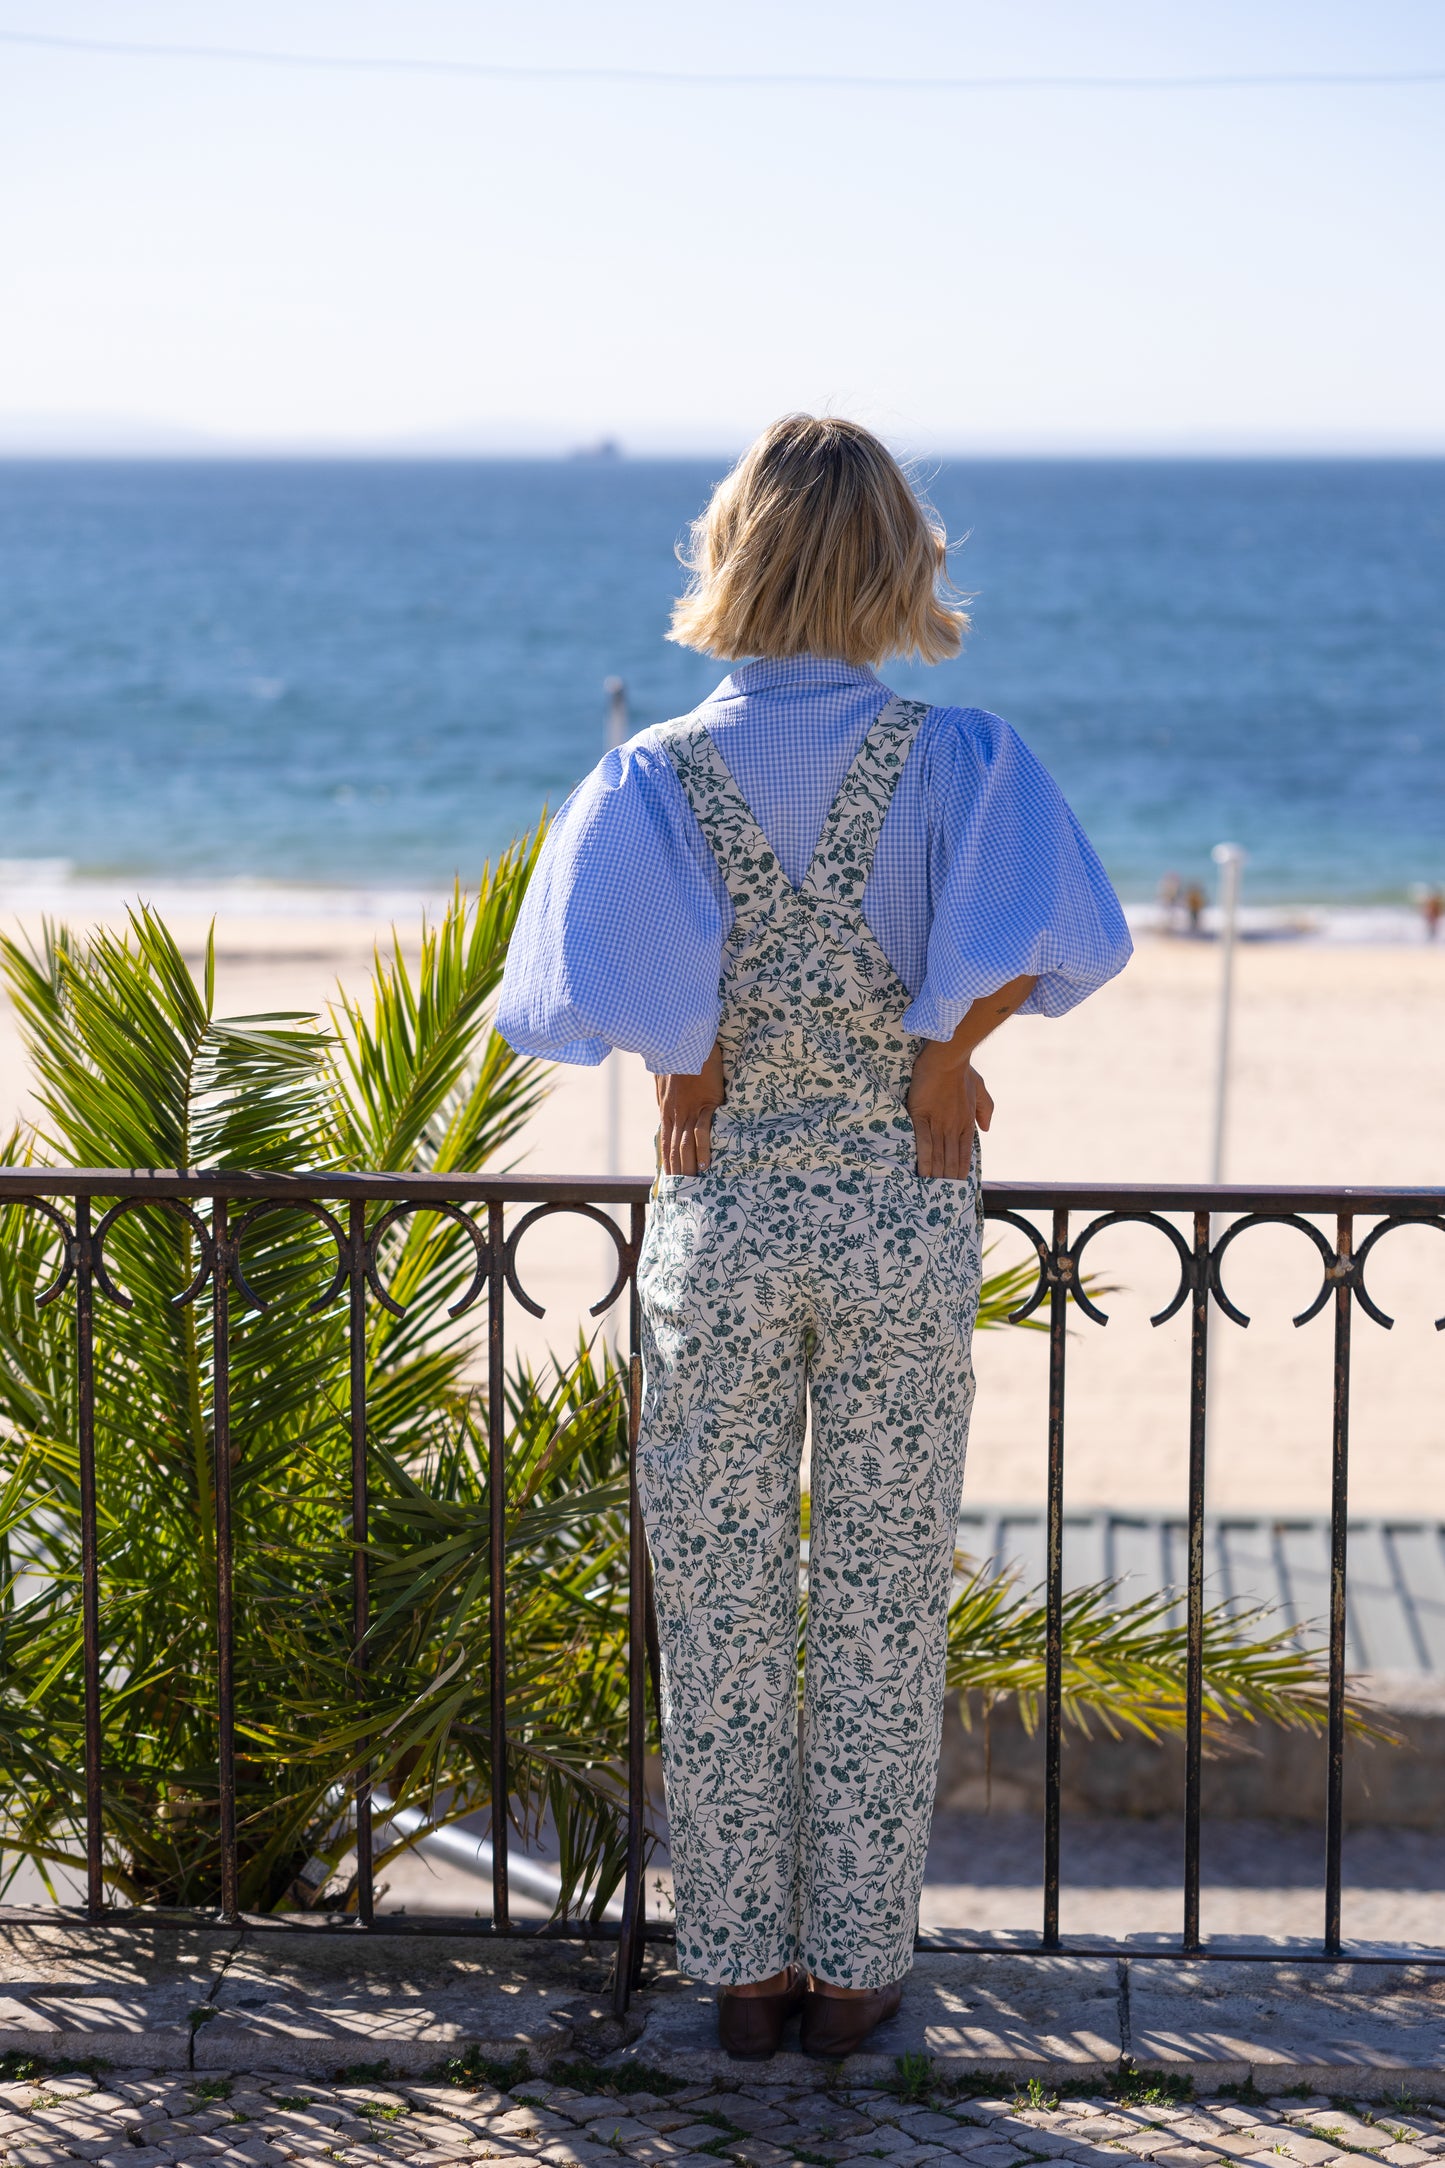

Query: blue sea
[[0, 458, 1441, 903]]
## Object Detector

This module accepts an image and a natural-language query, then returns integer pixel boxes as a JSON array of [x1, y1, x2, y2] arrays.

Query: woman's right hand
[[656, 1039, 725, 1173]]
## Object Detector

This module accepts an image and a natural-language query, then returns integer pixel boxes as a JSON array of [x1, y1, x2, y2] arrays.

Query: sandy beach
[[1, 889, 1441, 1520]]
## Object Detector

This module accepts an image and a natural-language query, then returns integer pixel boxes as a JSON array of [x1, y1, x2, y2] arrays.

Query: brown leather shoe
[[799, 1978, 904, 2058], [716, 1967, 806, 2059]]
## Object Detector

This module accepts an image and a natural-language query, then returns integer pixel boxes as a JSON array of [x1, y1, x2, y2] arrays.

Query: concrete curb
[[1, 1917, 1442, 2094]]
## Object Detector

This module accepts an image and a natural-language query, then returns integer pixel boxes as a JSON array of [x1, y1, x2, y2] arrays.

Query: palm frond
[[945, 1556, 1393, 1746], [329, 844, 549, 1175]]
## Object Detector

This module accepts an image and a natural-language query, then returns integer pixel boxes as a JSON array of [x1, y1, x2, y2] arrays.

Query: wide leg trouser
[[635, 1166, 982, 1989]]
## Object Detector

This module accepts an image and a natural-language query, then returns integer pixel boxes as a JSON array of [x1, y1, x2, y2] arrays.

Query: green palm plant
[[0, 844, 641, 1916], [0, 850, 1381, 1928]]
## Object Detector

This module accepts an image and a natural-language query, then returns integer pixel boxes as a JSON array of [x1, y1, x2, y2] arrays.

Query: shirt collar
[[718, 655, 882, 698]]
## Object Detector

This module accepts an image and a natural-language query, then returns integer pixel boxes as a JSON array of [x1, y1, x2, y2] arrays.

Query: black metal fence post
[[487, 1198, 510, 1930], [211, 1195, 239, 1924], [349, 1198, 374, 1927], [1183, 1206, 1211, 1951], [1042, 1204, 1069, 1950], [1324, 1211, 1353, 1956], [74, 1195, 104, 1919]]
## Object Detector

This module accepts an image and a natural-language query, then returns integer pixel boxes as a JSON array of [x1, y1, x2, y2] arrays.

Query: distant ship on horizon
[[566, 437, 623, 463]]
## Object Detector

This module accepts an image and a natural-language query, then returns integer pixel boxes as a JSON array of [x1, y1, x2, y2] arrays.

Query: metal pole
[[1208, 843, 1246, 1185], [603, 679, 630, 1184], [1205, 843, 1245, 1465]]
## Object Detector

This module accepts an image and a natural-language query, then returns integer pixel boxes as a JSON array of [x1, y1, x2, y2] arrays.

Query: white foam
[[1125, 900, 1440, 946], [0, 861, 445, 925], [0, 862, 1440, 947]]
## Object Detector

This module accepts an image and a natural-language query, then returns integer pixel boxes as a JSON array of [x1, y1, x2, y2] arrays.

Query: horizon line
[[2, 443, 1445, 464], [4, 29, 1445, 94]]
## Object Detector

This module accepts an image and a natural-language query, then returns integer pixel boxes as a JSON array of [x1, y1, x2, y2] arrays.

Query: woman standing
[[498, 417, 1130, 2059]]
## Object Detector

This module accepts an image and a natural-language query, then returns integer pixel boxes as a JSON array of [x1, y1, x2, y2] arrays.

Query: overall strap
[[658, 717, 793, 921], [801, 697, 931, 911]]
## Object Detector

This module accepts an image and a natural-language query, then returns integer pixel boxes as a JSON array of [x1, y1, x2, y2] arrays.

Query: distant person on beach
[[1158, 870, 1182, 933], [1185, 880, 1206, 934], [1420, 886, 1443, 942], [498, 417, 1131, 2059]]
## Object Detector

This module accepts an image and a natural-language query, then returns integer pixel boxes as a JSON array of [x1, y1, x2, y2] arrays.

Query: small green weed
[[1110, 2065, 1193, 2107], [1016, 2077, 1059, 2112], [0, 2054, 110, 2085], [1219, 2079, 1265, 2106], [940, 2075, 1005, 2102], [189, 2079, 233, 2102], [437, 2047, 529, 2092], [333, 2061, 393, 2084], [895, 2053, 934, 2104], [545, 2057, 686, 2097], [272, 2097, 312, 2112]]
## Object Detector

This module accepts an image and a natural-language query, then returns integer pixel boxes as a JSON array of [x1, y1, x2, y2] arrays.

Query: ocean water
[[0, 458, 1441, 902]]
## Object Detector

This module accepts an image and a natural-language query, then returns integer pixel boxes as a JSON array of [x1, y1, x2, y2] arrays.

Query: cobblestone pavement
[[3, 2064, 1445, 2168]]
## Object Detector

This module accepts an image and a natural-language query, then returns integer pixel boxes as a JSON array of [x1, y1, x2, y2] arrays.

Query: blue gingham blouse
[[497, 656, 1132, 1075]]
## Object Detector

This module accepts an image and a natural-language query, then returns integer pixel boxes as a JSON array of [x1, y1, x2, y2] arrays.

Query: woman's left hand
[[656, 1040, 726, 1173], [907, 1042, 994, 1179]]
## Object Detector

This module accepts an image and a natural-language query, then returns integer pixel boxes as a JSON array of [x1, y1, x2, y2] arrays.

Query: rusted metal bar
[[212, 1196, 239, 1924], [614, 1201, 649, 2013], [1042, 1205, 1069, 1950], [4, 1170, 1440, 1214], [74, 1196, 104, 1919], [349, 1199, 373, 1928], [487, 1199, 509, 1930], [1325, 1212, 1353, 1956], [1183, 1207, 1211, 1953]]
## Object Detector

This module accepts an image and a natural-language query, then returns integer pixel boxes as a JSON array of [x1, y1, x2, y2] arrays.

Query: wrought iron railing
[[0, 1170, 1442, 2011]]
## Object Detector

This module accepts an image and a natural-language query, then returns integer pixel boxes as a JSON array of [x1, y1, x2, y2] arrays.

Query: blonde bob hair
[[668, 414, 968, 667]]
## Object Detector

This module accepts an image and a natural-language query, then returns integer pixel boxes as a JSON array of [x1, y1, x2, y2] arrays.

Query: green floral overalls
[[636, 696, 983, 1991]]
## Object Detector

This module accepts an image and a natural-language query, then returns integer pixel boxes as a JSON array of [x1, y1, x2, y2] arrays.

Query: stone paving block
[[941, 2148, 1037, 2168], [552, 2100, 631, 2126], [580, 2116, 652, 2144], [783, 2108, 876, 2138], [1010, 2133, 1104, 2159], [659, 2122, 734, 2150]]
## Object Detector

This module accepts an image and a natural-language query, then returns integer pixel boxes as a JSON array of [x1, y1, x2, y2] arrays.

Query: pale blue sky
[[1, 0, 1442, 453]]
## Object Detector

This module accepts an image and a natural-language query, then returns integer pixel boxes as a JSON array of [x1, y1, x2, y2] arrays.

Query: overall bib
[[636, 697, 983, 1990]]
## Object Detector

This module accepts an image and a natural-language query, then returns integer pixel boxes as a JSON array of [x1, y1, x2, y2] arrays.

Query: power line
[[1, 28, 1443, 93]]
